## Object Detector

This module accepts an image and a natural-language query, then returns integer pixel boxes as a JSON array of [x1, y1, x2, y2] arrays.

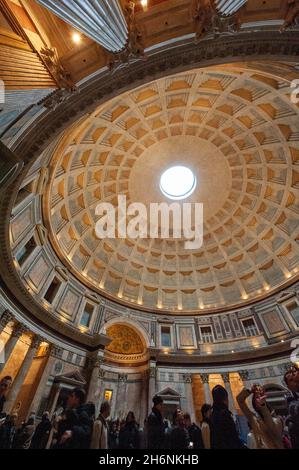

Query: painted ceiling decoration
[[44, 65, 299, 313], [36, 0, 128, 53]]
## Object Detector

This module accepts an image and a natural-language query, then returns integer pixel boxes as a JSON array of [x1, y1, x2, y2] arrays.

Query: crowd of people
[[0, 364, 298, 450]]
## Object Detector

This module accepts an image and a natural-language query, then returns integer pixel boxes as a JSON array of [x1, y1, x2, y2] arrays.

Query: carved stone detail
[[118, 373, 128, 383], [193, 0, 241, 43], [106, 1, 145, 70], [40, 46, 76, 91], [183, 373, 192, 384], [11, 323, 27, 338], [239, 370, 249, 381], [0, 310, 13, 328], [201, 373, 210, 384], [222, 373, 230, 383]]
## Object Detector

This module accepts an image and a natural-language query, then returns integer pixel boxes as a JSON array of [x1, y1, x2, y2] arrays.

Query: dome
[[42, 66, 299, 313]]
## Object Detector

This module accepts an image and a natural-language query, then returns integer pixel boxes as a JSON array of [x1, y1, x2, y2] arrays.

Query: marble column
[[0, 323, 26, 373], [148, 363, 157, 413], [222, 373, 237, 416], [201, 373, 211, 404], [183, 374, 196, 423], [4, 335, 43, 414], [27, 344, 63, 419], [0, 310, 13, 334], [117, 373, 128, 420]]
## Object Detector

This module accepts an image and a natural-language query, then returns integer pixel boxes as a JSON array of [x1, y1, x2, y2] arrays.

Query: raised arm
[[236, 387, 255, 426]]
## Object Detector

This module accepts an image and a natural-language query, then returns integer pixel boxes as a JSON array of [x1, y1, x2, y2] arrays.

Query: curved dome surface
[[44, 65, 299, 313]]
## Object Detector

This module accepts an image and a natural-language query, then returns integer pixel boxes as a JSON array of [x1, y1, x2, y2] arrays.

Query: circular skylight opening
[[160, 166, 197, 200]]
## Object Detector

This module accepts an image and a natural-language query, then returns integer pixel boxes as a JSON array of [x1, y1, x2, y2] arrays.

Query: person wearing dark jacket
[[211, 385, 243, 449], [184, 412, 204, 449], [30, 412, 52, 449], [119, 411, 140, 449], [0, 413, 17, 449], [108, 422, 119, 449], [0, 376, 12, 414], [284, 365, 299, 449], [169, 409, 190, 450], [53, 388, 94, 449], [147, 395, 165, 449]]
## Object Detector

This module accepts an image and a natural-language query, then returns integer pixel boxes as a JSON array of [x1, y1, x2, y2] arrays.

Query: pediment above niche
[[157, 387, 181, 398], [276, 290, 297, 303], [54, 369, 86, 385]]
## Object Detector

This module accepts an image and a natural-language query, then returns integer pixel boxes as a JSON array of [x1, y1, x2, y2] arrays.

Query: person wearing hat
[[210, 385, 243, 449], [147, 395, 165, 449]]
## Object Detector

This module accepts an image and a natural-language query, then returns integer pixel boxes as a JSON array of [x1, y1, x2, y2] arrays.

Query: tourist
[[184, 412, 204, 449], [201, 404, 212, 449], [30, 411, 52, 449], [169, 409, 189, 449], [237, 385, 283, 449], [14, 417, 35, 449], [108, 421, 119, 449], [0, 413, 17, 449], [91, 401, 111, 449], [118, 411, 140, 449], [0, 376, 12, 414], [147, 395, 165, 449], [211, 385, 244, 449], [54, 388, 94, 449], [284, 365, 299, 449]]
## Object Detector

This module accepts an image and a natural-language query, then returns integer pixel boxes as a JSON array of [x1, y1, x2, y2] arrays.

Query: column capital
[[221, 373, 230, 384], [30, 335, 44, 350], [283, 362, 296, 373], [11, 323, 27, 338], [183, 373, 192, 384], [0, 310, 13, 328], [118, 373, 128, 383], [200, 373, 210, 384], [239, 370, 249, 381]]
